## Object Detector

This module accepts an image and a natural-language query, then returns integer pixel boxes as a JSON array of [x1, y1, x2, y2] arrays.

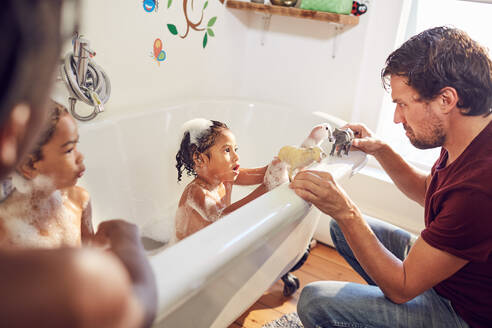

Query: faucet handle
[[82, 46, 96, 58], [89, 90, 104, 113]]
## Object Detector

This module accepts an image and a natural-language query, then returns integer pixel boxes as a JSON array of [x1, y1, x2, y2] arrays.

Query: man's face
[[390, 75, 446, 149]]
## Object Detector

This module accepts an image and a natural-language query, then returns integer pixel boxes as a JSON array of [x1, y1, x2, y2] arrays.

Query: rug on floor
[[261, 312, 304, 328]]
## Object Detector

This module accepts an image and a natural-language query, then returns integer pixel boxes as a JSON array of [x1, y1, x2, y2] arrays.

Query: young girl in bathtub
[[174, 118, 284, 241], [0, 101, 93, 249]]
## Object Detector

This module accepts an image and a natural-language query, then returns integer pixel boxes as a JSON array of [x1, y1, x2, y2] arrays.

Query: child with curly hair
[[174, 118, 279, 241], [0, 101, 92, 249]]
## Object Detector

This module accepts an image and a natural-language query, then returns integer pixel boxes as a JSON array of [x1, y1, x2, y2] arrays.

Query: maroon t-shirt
[[421, 121, 492, 328]]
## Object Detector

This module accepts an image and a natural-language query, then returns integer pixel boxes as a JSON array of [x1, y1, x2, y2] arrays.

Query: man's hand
[[290, 170, 360, 222], [344, 123, 386, 156]]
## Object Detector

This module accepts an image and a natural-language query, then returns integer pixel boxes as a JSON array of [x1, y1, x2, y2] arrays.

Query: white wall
[[56, 0, 398, 120]]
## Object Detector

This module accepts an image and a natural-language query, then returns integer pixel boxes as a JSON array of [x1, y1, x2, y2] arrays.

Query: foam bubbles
[[264, 160, 289, 190], [0, 174, 81, 249], [174, 184, 225, 241], [11, 173, 55, 195], [181, 118, 213, 145]]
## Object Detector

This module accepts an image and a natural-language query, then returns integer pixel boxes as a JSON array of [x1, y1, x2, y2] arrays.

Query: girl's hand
[[264, 157, 289, 190]]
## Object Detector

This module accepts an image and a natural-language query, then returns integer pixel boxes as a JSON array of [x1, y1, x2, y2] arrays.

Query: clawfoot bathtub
[[77, 99, 366, 327]]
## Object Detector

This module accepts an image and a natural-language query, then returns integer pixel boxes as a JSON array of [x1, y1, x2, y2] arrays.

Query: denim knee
[[297, 282, 326, 328]]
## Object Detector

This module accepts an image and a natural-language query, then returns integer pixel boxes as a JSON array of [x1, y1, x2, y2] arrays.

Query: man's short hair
[[382, 26, 492, 117]]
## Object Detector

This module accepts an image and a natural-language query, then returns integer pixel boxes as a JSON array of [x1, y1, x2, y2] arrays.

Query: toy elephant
[[330, 127, 354, 157]]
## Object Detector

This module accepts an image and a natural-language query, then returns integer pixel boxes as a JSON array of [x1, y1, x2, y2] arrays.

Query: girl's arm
[[235, 166, 268, 185], [71, 186, 93, 244], [81, 200, 94, 244], [222, 184, 267, 216]]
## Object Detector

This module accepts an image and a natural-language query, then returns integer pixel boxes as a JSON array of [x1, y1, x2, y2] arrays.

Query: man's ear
[[17, 156, 39, 180], [439, 87, 459, 114]]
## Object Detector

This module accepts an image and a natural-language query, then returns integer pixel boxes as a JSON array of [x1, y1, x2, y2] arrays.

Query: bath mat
[[262, 312, 304, 328]]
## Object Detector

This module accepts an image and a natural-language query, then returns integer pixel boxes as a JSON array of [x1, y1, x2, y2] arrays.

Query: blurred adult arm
[[94, 220, 158, 328], [0, 235, 155, 328]]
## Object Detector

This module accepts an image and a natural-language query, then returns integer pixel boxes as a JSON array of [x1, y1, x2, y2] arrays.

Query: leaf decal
[[207, 16, 217, 27], [207, 29, 215, 37], [203, 32, 208, 48], [203, 1, 208, 9], [167, 24, 178, 35], [167, 0, 172, 8]]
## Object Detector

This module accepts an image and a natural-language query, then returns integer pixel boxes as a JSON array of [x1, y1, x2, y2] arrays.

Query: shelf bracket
[[332, 25, 343, 59], [260, 13, 272, 46]]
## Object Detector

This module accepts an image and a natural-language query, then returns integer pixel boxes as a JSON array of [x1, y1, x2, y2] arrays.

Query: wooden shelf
[[226, 0, 359, 25]]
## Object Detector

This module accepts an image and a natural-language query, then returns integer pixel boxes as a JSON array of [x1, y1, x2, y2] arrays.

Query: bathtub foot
[[281, 242, 312, 297], [281, 273, 300, 297]]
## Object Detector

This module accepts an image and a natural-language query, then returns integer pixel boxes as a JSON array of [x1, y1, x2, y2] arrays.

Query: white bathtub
[[77, 99, 366, 328]]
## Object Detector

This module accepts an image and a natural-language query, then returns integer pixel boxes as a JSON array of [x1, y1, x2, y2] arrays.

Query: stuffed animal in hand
[[330, 127, 354, 157], [301, 123, 333, 148], [278, 145, 326, 180], [264, 123, 332, 188]]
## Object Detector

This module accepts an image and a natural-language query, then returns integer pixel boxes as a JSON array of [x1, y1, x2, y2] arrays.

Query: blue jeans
[[297, 217, 469, 328]]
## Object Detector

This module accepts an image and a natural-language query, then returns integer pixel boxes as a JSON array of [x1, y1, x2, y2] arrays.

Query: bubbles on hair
[[176, 119, 228, 182], [181, 118, 214, 145]]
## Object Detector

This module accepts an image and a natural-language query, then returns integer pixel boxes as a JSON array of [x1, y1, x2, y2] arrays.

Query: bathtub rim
[[150, 183, 312, 322]]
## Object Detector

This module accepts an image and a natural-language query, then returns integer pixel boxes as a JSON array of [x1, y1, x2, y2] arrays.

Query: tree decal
[[166, 0, 217, 49]]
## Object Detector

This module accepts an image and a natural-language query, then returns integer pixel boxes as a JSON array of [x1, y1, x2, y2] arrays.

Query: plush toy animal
[[278, 145, 326, 181], [301, 123, 333, 148], [264, 123, 332, 189], [330, 127, 354, 157]]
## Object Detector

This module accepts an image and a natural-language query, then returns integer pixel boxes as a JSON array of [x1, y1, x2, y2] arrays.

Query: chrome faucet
[[60, 33, 111, 121]]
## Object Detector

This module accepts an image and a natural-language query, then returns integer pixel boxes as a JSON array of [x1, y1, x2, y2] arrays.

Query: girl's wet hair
[[25, 101, 69, 169], [176, 120, 228, 181]]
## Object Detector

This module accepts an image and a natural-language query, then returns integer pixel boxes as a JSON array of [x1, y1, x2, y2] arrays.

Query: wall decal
[[151, 38, 167, 65], [143, 0, 159, 12], [166, 0, 217, 49]]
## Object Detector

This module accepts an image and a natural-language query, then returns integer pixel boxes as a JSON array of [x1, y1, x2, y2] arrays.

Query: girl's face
[[199, 129, 240, 183], [30, 114, 85, 190]]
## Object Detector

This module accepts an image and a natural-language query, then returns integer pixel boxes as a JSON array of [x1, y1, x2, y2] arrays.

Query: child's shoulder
[[66, 185, 90, 209], [183, 181, 208, 198]]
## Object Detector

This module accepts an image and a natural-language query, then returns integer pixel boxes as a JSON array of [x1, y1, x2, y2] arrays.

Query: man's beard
[[404, 122, 445, 150]]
